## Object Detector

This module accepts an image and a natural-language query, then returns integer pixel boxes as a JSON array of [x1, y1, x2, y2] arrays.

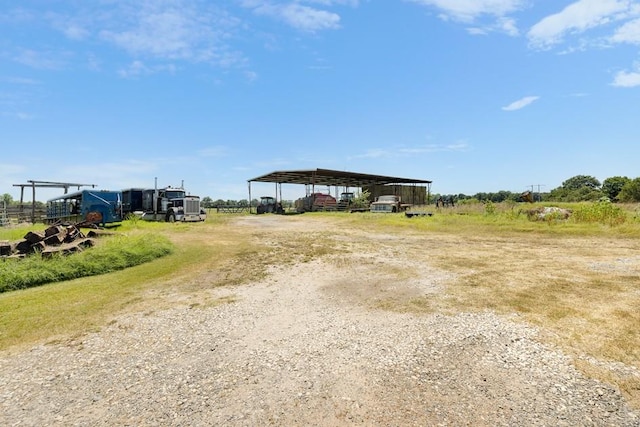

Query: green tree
[[200, 196, 214, 208], [602, 176, 630, 201], [549, 175, 603, 202], [1, 193, 13, 206], [562, 175, 601, 191], [618, 178, 640, 202]]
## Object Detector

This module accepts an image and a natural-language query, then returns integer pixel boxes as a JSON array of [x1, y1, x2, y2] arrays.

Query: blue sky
[[2, 0, 639, 202]]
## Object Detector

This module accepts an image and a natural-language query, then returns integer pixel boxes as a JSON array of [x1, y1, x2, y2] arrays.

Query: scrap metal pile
[[0, 223, 100, 259]]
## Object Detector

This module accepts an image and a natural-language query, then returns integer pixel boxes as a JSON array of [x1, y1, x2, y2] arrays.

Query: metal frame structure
[[247, 168, 432, 213], [12, 180, 97, 223]]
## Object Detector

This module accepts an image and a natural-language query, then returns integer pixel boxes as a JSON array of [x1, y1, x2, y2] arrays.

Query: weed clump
[[571, 200, 627, 226]]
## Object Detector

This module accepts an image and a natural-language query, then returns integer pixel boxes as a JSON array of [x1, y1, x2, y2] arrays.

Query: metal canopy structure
[[247, 169, 432, 213], [248, 168, 432, 188]]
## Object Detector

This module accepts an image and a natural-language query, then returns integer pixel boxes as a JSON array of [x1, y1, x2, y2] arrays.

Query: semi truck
[[122, 183, 203, 222]]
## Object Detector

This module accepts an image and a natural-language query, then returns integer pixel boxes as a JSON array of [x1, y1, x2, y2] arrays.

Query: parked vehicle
[[46, 190, 123, 226], [369, 194, 411, 213], [337, 192, 354, 211], [294, 193, 337, 213], [122, 184, 202, 222], [256, 196, 284, 214]]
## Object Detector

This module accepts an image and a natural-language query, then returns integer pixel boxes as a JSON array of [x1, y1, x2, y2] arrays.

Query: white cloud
[[49, 13, 91, 41], [498, 17, 519, 36], [407, 0, 526, 23], [303, 0, 360, 6], [101, 8, 207, 59], [5, 77, 41, 85], [117, 60, 179, 78], [354, 143, 470, 159], [611, 68, 640, 87], [117, 60, 152, 78], [63, 25, 90, 40], [610, 17, 640, 44], [282, 4, 341, 31], [13, 49, 67, 70], [528, 0, 631, 49], [249, 3, 341, 32], [502, 96, 540, 111], [94, 2, 245, 67]]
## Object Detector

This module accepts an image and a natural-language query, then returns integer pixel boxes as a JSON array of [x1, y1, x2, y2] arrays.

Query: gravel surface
[[1, 216, 639, 426]]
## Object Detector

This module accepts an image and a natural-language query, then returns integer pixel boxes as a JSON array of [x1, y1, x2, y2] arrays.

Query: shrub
[[484, 200, 496, 216]]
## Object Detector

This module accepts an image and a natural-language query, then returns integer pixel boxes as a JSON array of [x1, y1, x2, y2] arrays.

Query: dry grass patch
[[397, 232, 640, 406]]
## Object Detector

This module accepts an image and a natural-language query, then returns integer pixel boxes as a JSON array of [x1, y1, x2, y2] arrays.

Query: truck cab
[[370, 195, 410, 213]]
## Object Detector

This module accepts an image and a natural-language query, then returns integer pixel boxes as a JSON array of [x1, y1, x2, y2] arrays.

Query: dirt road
[[1, 215, 639, 426]]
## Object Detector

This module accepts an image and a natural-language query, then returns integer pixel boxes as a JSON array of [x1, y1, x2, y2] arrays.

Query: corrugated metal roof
[[248, 168, 432, 187]]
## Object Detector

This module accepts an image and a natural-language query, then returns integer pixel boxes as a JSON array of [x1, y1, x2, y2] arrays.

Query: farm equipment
[[294, 193, 337, 213], [337, 192, 354, 211], [256, 196, 284, 214]]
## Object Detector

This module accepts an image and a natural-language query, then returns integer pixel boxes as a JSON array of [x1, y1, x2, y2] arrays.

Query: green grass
[[335, 202, 640, 238], [1, 230, 173, 292], [0, 217, 254, 349]]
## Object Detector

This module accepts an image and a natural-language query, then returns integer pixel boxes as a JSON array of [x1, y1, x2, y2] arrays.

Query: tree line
[[434, 175, 640, 204]]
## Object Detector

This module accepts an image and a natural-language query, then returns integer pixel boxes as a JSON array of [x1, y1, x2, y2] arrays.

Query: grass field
[[1, 202, 639, 406]]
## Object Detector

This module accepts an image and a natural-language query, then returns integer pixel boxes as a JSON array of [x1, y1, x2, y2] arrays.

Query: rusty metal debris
[[0, 222, 102, 259]]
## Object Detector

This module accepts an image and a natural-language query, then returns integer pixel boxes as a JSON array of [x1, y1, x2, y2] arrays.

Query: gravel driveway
[[1, 215, 639, 426]]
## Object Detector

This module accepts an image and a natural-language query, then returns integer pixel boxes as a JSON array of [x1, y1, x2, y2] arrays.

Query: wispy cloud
[[407, 0, 526, 36], [1, 111, 33, 120], [527, 0, 632, 49], [244, 70, 258, 82], [502, 96, 540, 111], [399, 143, 470, 154], [13, 48, 69, 70], [407, 0, 526, 22], [245, 2, 342, 32], [117, 60, 177, 78], [198, 146, 229, 157], [99, 3, 242, 65], [353, 143, 470, 159], [610, 17, 640, 44], [4, 77, 41, 85]]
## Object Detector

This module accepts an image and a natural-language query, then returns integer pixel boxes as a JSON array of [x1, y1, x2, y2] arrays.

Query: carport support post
[[248, 181, 252, 214]]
